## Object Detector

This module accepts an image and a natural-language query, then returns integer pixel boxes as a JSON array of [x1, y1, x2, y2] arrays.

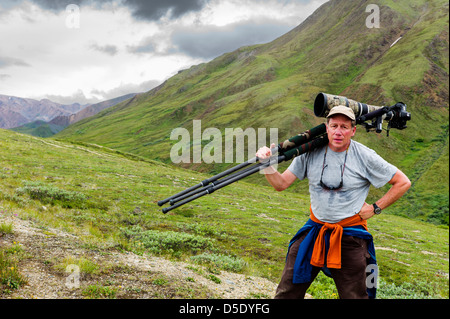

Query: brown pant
[[275, 230, 370, 299]]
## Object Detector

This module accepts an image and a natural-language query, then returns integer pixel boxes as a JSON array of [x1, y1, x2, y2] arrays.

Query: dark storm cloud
[[126, 20, 293, 59], [30, 0, 86, 10], [29, 0, 210, 20], [123, 0, 209, 20], [171, 21, 292, 59]]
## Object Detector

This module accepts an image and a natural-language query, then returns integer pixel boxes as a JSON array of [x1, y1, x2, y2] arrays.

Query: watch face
[[373, 204, 381, 214]]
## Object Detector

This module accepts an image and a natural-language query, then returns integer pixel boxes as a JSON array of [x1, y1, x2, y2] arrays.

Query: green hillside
[[0, 129, 448, 298], [55, 0, 449, 224], [10, 120, 65, 137]]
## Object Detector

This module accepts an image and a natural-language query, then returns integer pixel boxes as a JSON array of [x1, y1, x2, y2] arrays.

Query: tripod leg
[[162, 156, 284, 213]]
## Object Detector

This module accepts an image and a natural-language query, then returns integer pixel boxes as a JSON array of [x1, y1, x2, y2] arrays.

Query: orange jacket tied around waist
[[288, 206, 377, 298], [309, 209, 368, 269]]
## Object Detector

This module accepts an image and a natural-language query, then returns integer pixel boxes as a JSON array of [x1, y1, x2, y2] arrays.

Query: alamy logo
[[170, 120, 278, 164], [366, 264, 379, 289], [366, 4, 380, 29], [66, 4, 80, 29], [65, 264, 80, 289]]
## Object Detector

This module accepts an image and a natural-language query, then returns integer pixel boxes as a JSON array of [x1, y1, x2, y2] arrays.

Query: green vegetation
[[82, 284, 118, 299], [0, 129, 447, 298], [190, 253, 247, 272], [10, 120, 65, 138], [54, 256, 101, 276], [0, 236, 28, 293], [124, 227, 215, 256], [16, 181, 88, 209], [0, 222, 13, 235]]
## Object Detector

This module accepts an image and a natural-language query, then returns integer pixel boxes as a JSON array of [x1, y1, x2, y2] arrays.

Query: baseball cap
[[326, 105, 356, 121]]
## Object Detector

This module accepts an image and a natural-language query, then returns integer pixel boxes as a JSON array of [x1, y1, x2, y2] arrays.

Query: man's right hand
[[255, 142, 297, 190], [256, 143, 276, 160], [256, 143, 277, 174]]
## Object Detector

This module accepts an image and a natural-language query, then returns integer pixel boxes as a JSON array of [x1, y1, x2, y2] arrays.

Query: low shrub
[[16, 181, 87, 209], [124, 227, 214, 255], [0, 248, 27, 292], [82, 285, 117, 299], [191, 252, 247, 272], [15, 181, 109, 210]]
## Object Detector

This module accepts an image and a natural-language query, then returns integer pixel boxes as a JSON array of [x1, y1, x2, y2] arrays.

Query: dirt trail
[[0, 214, 278, 299]]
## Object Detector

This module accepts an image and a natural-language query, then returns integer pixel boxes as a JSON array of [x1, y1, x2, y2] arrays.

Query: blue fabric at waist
[[288, 218, 377, 298]]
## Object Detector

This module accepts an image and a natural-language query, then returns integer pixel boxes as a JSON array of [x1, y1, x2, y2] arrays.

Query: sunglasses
[[320, 147, 348, 191]]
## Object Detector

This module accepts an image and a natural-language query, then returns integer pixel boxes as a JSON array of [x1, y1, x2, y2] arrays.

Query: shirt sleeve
[[287, 153, 308, 180], [363, 149, 398, 188]]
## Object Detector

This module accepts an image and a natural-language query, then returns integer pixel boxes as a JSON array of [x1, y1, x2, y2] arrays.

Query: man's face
[[326, 114, 356, 152]]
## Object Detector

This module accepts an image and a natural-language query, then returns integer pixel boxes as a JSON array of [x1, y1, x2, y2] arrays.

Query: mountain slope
[[9, 120, 65, 137], [10, 93, 136, 137], [0, 94, 87, 129], [0, 108, 29, 129], [0, 128, 448, 298], [55, 0, 449, 223], [50, 93, 137, 128]]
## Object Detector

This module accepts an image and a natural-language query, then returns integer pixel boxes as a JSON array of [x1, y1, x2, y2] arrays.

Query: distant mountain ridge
[[49, 93, 136, 127], [0, 94, 88, 129], [7, 93, 137, 137]]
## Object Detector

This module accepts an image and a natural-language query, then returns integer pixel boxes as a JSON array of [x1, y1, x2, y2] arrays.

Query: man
[[256, 105, 411, 299]]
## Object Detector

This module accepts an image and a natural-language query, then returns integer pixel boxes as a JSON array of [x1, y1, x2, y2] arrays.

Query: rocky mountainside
[[0, 94, 88, 129], [49, 93, 136, 128], [9, 93, 137, 137]]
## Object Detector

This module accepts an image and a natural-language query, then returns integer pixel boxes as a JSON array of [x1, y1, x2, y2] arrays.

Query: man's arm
[[359, 169, 411, 220], [256, 144, 297, 191]]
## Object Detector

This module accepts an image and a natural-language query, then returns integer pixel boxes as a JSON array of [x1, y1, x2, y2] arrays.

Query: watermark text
[[366, 4, 380, 28], [66, 4, 80, 29], [170, 120, 278, 165]]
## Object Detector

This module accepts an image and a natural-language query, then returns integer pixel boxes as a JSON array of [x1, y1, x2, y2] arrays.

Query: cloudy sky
[[0, 0, 327, 104]]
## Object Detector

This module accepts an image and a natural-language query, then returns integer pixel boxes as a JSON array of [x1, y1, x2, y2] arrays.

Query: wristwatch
[[373, 203, 382, 215]]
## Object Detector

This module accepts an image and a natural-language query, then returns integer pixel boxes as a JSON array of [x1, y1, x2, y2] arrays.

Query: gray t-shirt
[[287, 140, 398, 223]]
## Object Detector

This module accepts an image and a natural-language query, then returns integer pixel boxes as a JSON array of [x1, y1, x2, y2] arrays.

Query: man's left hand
[[358, 202, 375, 220]]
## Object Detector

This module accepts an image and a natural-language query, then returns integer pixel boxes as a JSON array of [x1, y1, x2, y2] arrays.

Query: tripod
[[158, 101, 410, 213]]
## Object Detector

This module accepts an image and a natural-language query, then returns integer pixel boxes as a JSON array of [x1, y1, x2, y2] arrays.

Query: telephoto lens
[[314, 92, 382, 118]]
